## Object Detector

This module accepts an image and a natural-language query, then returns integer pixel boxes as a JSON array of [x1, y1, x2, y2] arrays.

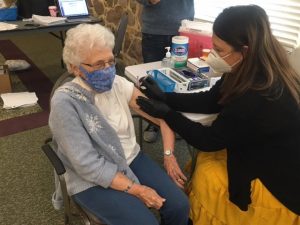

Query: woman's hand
[[110, 173, 165, 209], [136, 96, 171, 118], [129, 184, 166, 209], [139, 76, 166, 102], [164, 155, 187, 189]]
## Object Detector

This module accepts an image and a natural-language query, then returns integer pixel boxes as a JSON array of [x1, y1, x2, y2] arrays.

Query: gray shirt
[[137, 0, 195, 35]]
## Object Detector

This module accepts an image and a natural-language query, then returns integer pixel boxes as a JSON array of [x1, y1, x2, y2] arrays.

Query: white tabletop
[[125, 61, 162, 85], [124, 62, 218, 125]]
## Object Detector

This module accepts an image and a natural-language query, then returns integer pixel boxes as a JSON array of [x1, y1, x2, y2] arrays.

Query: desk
[[0, 19, 101, 67], [125, 61, 218, 126], [0, 18, 101, 36]]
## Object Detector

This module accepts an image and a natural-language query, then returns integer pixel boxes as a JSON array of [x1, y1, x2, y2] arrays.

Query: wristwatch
[[164, 149, 173, 156]]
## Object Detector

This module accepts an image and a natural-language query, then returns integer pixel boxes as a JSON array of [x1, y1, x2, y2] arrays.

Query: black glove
[[136, 96, 171, 119], [139, 76, 166, 102]]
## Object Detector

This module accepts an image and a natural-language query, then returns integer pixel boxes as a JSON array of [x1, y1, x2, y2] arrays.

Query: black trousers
[[141, 33, 176, 63]]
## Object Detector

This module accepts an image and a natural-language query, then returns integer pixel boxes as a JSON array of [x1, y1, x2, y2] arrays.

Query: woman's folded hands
[[128, 184, 166, 209]]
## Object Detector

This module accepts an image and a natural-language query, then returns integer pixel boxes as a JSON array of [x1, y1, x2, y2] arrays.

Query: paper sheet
[[0, 22, 18, 31], [32, 14, 66, 26], [1, 92, 38, 109]]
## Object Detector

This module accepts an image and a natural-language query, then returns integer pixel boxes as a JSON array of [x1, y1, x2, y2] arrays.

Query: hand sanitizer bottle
[[161, 47, 173, 68]]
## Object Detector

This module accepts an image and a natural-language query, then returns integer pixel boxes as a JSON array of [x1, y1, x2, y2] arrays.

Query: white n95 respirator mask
[[206, 49, 240, 73]]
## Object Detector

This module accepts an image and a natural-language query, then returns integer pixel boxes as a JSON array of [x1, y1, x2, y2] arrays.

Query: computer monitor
[[57, 0, 89, 19]]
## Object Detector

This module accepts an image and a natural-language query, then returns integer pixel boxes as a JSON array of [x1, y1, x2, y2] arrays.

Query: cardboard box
[[0, 65, 12, 93]]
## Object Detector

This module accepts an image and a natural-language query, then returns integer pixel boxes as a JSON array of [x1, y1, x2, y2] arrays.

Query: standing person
[[49, 23, 190, 225], [137, 5, 300, 225], [137, 0, 194, 143]]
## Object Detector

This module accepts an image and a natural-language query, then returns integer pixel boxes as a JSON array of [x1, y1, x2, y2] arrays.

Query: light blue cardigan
[[49, 82, 140, 196]]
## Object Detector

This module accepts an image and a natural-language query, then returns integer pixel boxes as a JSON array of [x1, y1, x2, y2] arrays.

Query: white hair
[[63, 23, 115, 72]]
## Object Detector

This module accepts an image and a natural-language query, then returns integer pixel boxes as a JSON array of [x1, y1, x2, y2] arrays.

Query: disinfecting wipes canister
[[171, 36, 189, 68]]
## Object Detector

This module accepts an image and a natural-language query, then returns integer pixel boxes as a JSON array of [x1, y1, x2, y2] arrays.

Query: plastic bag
[[5, 59, 31, 71]]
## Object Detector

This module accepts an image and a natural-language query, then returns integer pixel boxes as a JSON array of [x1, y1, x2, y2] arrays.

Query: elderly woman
[[49, 24, 189, 225]]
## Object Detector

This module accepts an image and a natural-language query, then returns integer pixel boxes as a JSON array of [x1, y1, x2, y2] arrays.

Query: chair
[[44, 70, 143, 224], [46, 72, 105, 224], [42, 143, 105, 225], [131, 111, 144, 149], [50, 71, 73, 99], [113, 12, 129, 79], [113, 12, 129, 58]]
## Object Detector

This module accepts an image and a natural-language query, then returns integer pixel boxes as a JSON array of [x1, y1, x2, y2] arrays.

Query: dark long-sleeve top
[[164, 77, 300, 215], [137, 0, 194, 35]]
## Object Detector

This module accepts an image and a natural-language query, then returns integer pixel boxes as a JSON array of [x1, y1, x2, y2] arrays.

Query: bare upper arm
[[129, 87, 160, 126]]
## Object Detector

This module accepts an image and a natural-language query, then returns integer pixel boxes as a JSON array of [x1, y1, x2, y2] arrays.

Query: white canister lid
[[172, 36, 189, 44]]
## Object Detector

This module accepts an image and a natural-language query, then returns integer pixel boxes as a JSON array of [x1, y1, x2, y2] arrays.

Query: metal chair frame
[[42, 143, 105, 225]]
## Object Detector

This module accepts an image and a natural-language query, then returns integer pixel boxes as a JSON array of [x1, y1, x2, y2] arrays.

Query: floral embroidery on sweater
[[59, 86, 88, 102], [85, 114, 103, 134]]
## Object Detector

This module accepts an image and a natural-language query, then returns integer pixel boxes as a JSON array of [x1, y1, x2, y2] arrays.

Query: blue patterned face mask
[[80, 65, 116, 93]]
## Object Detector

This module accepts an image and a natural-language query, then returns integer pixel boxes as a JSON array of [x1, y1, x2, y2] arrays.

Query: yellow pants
[[188, 150, 300, 225]]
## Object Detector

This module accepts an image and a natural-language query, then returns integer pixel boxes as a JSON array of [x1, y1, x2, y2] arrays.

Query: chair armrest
[[42, 144, 66, 175]]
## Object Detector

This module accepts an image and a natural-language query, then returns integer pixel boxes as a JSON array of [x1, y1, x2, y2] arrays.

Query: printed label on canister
[[171, 36, 189, 68]]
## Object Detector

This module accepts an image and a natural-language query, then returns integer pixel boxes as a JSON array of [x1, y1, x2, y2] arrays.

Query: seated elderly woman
[[49, 23, 189, 225]]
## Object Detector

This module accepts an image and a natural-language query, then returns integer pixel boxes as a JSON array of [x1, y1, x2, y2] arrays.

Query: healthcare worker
[[137, 4, 300, 225]]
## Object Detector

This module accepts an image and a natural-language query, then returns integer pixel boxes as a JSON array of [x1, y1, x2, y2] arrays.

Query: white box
[[187, 57, 210, 73]]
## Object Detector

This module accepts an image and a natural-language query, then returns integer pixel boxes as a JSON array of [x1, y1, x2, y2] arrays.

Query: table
[[0, 18, 101, 36], [0, 18, 101, 67], [124, 61, 218, 126]]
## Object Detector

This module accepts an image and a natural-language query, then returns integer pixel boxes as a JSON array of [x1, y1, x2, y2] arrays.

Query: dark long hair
[[213, 5, 300, 105]]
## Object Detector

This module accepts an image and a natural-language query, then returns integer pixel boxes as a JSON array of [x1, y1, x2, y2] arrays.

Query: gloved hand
[[139, 76, 166, 102], [136, 96, 171, 119]]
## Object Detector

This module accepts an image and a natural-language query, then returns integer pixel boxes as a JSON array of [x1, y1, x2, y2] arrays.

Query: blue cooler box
[[146, 69, 176, 92], [0, 7, 18, 21]]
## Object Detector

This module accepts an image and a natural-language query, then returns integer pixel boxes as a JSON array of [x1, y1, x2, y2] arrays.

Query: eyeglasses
[[81, 58, 116, 70]]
